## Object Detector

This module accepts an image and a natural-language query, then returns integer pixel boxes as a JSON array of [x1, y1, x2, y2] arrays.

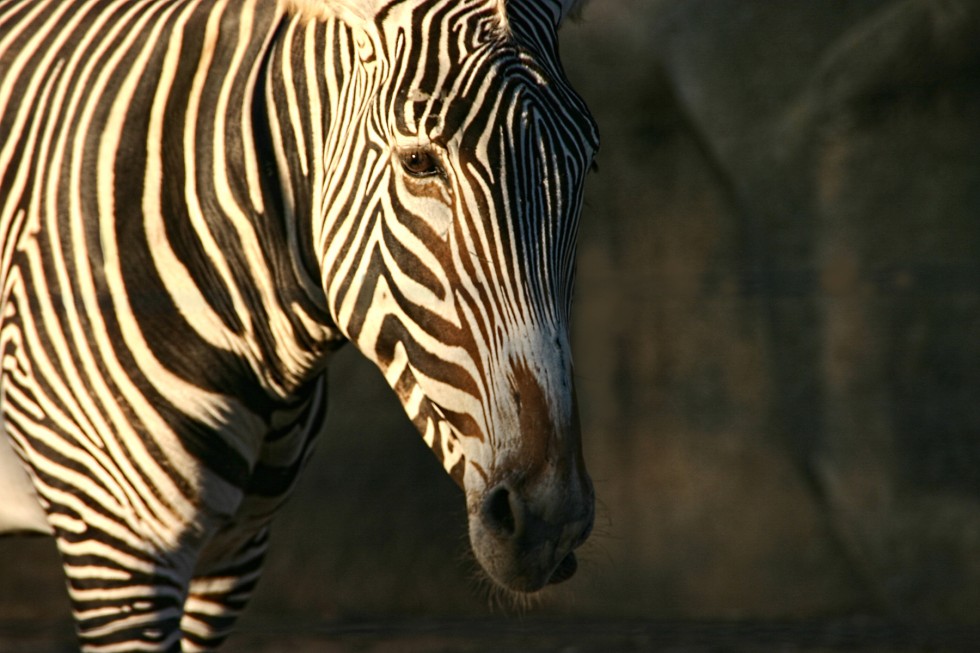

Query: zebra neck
[[262, 12, 377, 342], [109, 0, 343, 400]]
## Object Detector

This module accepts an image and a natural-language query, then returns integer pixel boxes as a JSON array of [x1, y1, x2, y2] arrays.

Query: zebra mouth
[[469, 521, 586, 593], [548, 551, 578, 585]]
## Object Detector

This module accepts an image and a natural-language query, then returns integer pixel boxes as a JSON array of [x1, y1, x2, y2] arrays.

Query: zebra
[[0, 0, 598, 649]]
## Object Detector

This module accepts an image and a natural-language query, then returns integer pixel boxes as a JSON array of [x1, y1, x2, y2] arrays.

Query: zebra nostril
[[482, 484, 518, 537]]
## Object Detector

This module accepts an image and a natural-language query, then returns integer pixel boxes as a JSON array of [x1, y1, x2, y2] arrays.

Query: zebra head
[[284, 0, 597, 592]]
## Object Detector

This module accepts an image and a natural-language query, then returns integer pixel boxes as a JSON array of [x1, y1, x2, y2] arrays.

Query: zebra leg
[[181, 385, 324, 649], [180, 524, 271, 651], [55, 528, 194, 652]]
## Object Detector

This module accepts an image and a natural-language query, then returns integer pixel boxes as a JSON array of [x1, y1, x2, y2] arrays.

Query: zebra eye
[[400, 149, 442, 179]]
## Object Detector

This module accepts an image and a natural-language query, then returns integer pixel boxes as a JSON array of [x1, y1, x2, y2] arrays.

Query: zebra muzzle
[[473, 477, 593, 592]]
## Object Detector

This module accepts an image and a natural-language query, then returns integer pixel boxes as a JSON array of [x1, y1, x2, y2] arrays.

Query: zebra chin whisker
[[461, 546, 543, 615], [483, 577, 543, 615]]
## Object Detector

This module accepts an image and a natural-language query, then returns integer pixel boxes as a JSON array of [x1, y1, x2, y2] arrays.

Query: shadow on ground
[[3, 616, 980, 653]]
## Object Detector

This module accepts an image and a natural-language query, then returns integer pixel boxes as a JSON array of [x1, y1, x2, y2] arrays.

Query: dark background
[[3, 0, 979, 649]]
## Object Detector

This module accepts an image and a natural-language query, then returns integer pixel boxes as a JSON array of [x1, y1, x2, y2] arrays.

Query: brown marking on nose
[[507, 359, 557, 482]]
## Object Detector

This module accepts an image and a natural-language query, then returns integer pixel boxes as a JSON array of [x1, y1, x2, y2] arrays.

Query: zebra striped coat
[[0, 0, 597, 650]]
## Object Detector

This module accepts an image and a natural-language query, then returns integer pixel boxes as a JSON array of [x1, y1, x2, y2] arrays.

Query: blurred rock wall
[[556, 0, 980, 620]]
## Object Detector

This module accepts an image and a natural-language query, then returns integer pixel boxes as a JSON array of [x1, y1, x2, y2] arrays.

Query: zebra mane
[[280, 0, 590, 26]]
